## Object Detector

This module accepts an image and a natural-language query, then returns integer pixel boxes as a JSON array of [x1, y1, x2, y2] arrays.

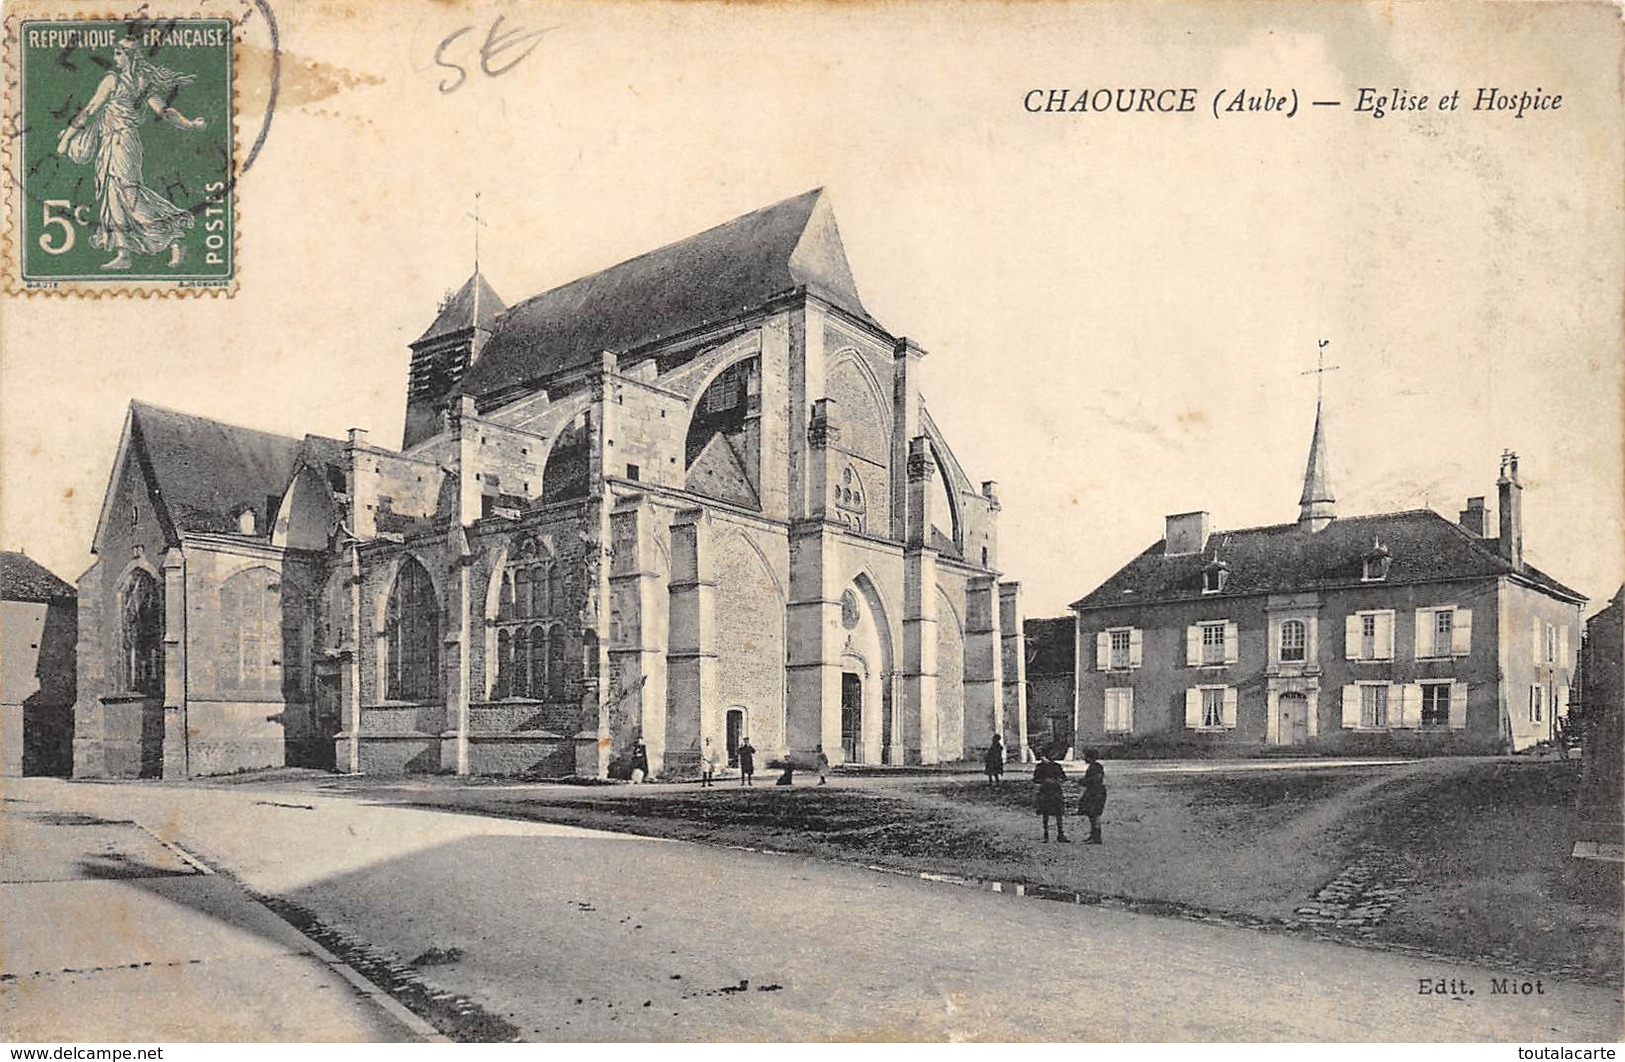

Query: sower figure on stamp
[[1078, 748, 1107, 844], [1033, 752, 1070, 843], [56, 38, 207, 270]]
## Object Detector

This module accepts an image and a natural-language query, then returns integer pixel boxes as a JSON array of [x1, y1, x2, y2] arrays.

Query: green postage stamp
[[6, 13, 235, 294]]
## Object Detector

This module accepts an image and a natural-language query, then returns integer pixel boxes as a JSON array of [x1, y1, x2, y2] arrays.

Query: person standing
[[1078, 748, 1108, 844], [1033, 753, 1070, 842], [631, 740, 650, 784], [700, 737, 721, 787], [984, 733, 1005, 787], [737, 737, 756, 786], [815, 744, 830, 786]]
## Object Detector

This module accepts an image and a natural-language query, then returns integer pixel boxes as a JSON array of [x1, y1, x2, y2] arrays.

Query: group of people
[[1031, 749, 1107, 844], [638, 737, 834, 788], [637, 730, 1107, 846], [984, 733, 1108, 844]]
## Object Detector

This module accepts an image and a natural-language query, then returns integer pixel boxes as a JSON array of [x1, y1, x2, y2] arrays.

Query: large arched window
[[121, 569, 163, 695], [219, 567, 279, 695], [489, 541, 566, 700], [386, 557, 440, 702]]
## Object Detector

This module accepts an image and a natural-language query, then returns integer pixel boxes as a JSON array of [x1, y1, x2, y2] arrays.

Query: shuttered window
[[1361, 684, 1388, 728], [1104, 688, 1134, 733]]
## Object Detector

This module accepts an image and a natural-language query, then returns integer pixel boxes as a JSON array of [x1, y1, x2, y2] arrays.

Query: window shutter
[[1341, 685, 1361, 728], [1186, 626, 1201, 667], [1396, 683, 1421, 728], [1532, 617, 1542, 663], [1557, 684, 1570, 718], [1184, 688, 1202, 728], [1221, 687, 1238, 728], [1448, 682, 1468, 728], [1223, 622, 1239, 664], [1559, 625, 1570, 668], [1129, 627, 1143, 668], [1377, 612, 1396, 660], [1095, 632, 1110, 671], [1344, 615, 1361, 660], [1123, 687, 1135, 731], [1414, 610, 1429, 659], [1453, 609, 1472, 656]]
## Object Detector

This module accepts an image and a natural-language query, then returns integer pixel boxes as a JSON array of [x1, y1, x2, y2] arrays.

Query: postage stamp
[[5, 13, 236, 294]]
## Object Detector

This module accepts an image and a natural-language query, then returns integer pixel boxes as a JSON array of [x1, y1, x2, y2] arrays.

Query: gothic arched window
[[495, 628, 513, 699], [122, 569, 163, 695], [529, 625, 549, 698], [386, 557, 440, 703], [547, 627, 567, 700]]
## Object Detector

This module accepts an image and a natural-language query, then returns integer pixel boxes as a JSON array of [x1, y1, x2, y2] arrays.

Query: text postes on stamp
[[11, 16, 235, 293]]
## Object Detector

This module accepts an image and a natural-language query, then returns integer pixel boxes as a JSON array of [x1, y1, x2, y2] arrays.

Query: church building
[[70, 189, 1028, 778], [1065, 402, 1585, 755]]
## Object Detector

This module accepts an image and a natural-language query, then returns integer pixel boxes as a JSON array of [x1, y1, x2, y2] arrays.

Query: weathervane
[[1301, 338, 1340, 403], [466, 191, 487, 272]]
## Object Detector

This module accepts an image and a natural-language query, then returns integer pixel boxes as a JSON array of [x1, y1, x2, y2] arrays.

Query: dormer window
[[1362, 539, 1392, 582], [237, 508, 257, 535], [1202, 557, 1230, 594]]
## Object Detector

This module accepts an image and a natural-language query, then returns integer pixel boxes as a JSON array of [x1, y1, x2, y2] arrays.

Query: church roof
[[126, 402, 337, 538], [0, 551, 75, 601], [457, 189, 876, 401], [415, 270, 505, 346], [1071, 509, 1585, 611]]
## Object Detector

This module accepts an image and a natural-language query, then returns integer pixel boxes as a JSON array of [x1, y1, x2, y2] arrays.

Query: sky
[[2, 0, 1621, 618]]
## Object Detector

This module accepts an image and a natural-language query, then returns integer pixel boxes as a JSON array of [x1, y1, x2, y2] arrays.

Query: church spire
[[1298, 340, 1338, 533]]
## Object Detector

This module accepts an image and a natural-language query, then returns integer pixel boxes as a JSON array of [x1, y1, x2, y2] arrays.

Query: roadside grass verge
[[376, 758, 1620, 984]]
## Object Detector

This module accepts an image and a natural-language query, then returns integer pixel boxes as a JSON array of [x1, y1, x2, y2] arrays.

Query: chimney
[[1165, 511, 1210, 556], [1497, 452, 1523, 569], [1458, 496, 1487, 537]]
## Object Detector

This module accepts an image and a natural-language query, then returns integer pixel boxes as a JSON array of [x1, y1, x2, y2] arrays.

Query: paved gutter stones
[[1295, 843, 1415, 931]]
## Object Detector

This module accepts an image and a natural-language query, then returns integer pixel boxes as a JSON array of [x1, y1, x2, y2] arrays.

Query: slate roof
[[1071, 509, 1586, 611], [127, 402, 340, 538], [0, 552, 75, 601], [415, 271, 505, 346], [1025, 616, 1075, 676], [456, 189, 877, 401]]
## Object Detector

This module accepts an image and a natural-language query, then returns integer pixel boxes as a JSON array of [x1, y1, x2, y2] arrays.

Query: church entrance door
[[725, 708, 745, 767], [1278, 692, 1309, 745], [309, 673, 340, 771], [841, 673, 862, 764]]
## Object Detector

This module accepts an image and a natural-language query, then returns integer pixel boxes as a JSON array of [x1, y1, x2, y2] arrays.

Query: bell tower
[[404, 269, 504, 449]]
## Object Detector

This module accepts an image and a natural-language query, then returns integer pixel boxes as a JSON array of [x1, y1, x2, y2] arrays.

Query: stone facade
[[70, 190, 1026, 777], [1061, 432, 1585, 756]]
